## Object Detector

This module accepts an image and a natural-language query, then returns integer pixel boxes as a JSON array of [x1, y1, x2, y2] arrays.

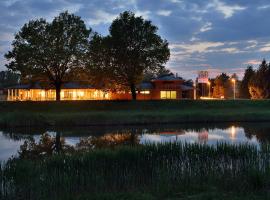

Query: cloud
[[257, 5, 270, 10], [245, 40, 258, 49], [135, 10, 151, 19], [217, 47, 240, 53], [208, 0, 246, 19], [87, 10, 118, 25], [244, 59, 261, 65], [199, 22, 212, 32], [170, 41, 224, 53], [157, 10, 172, 16], [259, 43, 270, 52], [1, 0, 270, 79], [170, 0, 183, 4]]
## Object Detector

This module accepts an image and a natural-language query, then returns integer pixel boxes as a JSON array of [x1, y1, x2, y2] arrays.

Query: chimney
[[176, 73, 178, 78]]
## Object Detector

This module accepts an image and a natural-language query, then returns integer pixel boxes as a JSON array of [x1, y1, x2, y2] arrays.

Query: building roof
[[153, 74, 183, 81], [7, 82, 95, 89], [137, 82, 153, 89]]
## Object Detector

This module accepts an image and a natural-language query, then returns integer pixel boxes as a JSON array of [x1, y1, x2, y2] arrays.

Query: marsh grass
[[1, 142, 270, 199]]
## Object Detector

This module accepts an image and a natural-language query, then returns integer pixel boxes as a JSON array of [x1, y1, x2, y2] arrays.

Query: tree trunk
[[55, 82, 62, 101], [130, 83, 137, 100], [55, 132, 62, 154]]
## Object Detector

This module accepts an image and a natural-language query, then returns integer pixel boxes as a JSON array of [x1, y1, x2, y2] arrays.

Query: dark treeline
[[242, 59, 270, 99], [202, 59, 270, 99]]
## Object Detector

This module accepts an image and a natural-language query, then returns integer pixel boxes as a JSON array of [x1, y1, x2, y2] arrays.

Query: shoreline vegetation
[[1, 100, 270, 127], [1, 143, 270, 200]]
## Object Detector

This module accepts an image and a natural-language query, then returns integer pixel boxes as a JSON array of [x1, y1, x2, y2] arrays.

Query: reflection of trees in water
[[1, 130, 32, 141], [242, 123, 270, 144], [18, 132, 75, 159], [18, 131, 140, 159], [4, 122, 270, 159], [77, 132, 139, 150]]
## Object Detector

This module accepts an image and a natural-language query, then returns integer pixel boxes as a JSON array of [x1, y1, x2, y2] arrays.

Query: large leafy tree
[[87, 34, 116, 90], [143, 66, 172, 82], [239, 66, 255, 99], [5, 11, 92, 100], [89, 11, 170, 100], [212, 73, 235, 99]]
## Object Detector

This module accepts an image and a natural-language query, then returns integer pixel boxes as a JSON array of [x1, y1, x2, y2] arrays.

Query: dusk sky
[[1, 0, 270, 80]]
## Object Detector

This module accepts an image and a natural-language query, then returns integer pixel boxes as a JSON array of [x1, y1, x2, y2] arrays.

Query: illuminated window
[[141, 90, 150, 94], [40, 90, 46, 98], [171, 91, 176, 99], [78, 91, 84, 97], [128, 91, 139, 94], [160, 91, 167, 99], [160, 91, 177, 99], [116, 91, 125, 94]]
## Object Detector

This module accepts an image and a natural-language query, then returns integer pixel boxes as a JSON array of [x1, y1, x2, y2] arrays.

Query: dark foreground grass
[[1, 143, 270, 200], [1, 100, 270, 127]]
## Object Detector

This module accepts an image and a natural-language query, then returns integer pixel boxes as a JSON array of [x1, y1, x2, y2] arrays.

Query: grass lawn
[[1, 100, 270, 127]]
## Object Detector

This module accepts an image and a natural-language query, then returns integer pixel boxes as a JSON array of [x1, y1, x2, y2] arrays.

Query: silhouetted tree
[[0, 70, 20, 88], [5, 11, 92, 100], [249, 60, 270, 99], [143, 66, 172, 82], [89, 11, 170, 100], [239, 66, 255, 99], [87, 34, 118, 90]]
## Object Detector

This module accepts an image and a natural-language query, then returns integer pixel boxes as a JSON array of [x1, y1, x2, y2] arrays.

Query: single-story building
[[6, 74, 194, 101]]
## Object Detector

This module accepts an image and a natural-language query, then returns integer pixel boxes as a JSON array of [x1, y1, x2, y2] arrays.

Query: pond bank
[[1, 100, 270, 127]]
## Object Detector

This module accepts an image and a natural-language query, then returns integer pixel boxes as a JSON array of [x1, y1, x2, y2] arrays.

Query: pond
[[1, 122, 270, 161]]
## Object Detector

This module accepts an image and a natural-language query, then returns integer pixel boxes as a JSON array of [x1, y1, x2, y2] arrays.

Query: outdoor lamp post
[[207, 81, 211, 98], [193, 82, 196, 100], [231, 78, 236, 100]]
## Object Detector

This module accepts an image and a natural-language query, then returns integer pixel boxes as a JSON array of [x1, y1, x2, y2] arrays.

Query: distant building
[[6, 74, 194, 101]]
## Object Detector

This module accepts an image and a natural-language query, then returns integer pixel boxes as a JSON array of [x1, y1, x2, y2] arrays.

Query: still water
[[1, 122, 270, 161]]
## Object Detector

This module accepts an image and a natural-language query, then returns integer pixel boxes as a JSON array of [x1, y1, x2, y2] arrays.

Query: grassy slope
[[1, 100, 270, 127]]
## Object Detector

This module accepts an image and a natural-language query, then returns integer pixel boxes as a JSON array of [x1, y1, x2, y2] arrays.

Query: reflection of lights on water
[[230, 126, 236, 140], [198, 130, 208, 143]]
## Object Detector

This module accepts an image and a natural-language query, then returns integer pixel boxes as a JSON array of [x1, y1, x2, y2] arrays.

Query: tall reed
[[1, 142, 270, 199]]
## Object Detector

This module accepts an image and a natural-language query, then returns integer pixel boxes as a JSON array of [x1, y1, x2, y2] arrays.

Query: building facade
[[7, 75, 193, 101]]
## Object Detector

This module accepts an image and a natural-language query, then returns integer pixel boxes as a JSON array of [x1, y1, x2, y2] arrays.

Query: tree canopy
[[5, 11, 92, 100], [249, 60, 270, 99], [239, 66, 255, 99], [87, 11, 170, 99]]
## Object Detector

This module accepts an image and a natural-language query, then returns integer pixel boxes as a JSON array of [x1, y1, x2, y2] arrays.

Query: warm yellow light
[[93, 90, 98, 98], [231, 78, 235, 83], [141, 90, 150, 94], [207, 81, 210, 85], [40, 90, 45, 97], [78, 91, 84, 97], [230, 125, 236, 139]]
